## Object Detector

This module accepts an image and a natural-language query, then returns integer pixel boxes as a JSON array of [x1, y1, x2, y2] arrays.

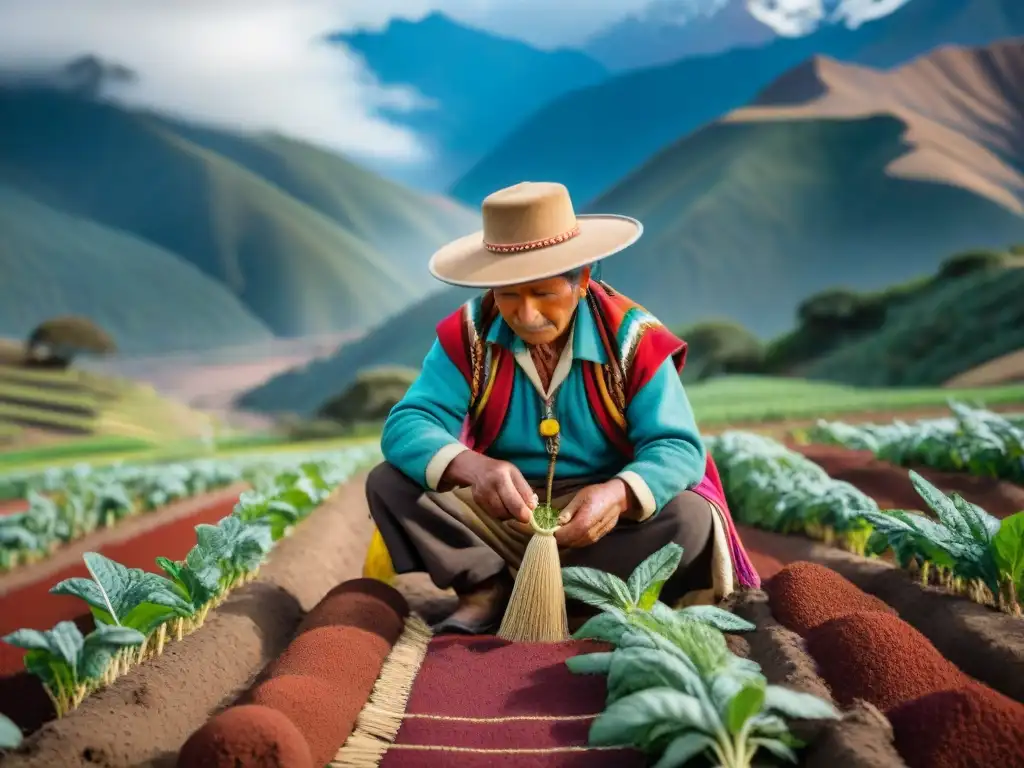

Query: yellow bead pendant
[[539, 418, 560, 438]]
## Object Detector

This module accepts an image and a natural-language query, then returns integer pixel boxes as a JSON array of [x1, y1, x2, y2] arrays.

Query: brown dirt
[[0, 474, 378, 768], [248, 674, 348, 767], [944, 348, 1024, 388], [887, 683, 1024, 768], [794, 443, 1024, 518], [176, 704, 313, 768], [742, 527, 1024, 704], [0, 483, 249, 598], [767, 561, 897, 635], [805, 611, 968, 712], [724, 589, 906, 767]]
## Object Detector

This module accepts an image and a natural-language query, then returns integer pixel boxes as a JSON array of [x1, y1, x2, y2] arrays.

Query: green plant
[[1, 621, 144, 716], [563, 544, 839, 767], [859, 471, 1022, 615]]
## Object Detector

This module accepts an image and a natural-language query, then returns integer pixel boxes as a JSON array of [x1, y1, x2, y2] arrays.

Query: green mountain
[[239, 41, 1024, 416], [0, 86, 479, 351], [0, 184, 274, 355]]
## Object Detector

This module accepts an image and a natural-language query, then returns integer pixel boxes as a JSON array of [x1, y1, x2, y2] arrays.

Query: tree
[[24, 316, 117, 369], [317, 366, 419, 424]]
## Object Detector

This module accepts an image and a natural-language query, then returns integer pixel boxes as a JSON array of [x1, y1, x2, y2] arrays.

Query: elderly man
[[366, 181, 758, 634]]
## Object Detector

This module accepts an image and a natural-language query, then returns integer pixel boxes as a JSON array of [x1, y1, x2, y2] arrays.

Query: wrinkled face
[[493, 268, 590, 346]]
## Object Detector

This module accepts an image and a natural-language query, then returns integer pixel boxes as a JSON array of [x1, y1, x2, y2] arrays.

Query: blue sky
[[0, 0, 913, 161]]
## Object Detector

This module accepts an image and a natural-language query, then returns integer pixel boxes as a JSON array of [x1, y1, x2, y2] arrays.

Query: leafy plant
[[1, 621, 143, 716], [808, 401, 1024, 484], [563, 544, 839, 766], [860, 472, 1021, 615], [0, 713, 21, 749], [706, 431, 878, 554]]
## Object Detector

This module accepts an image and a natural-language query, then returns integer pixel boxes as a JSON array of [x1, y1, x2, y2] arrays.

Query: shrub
[[675, 320, 764, 381], [25, 315, 116, 368], [936, 249, 1007, 280], [796, 288, 886, 332], [317, 366, 418, 424]]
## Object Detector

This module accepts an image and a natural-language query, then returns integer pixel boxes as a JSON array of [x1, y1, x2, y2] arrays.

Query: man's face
[[493, 268, 590, 346]]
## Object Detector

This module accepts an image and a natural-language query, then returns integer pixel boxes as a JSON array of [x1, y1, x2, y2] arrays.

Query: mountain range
[[334, 12, 608, 191], [238, 37, 1024, 416], [0, 85, 479, 355], [449, 0, 1024, 207]]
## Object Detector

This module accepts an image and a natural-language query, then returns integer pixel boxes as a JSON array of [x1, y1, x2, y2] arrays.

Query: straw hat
[[428, 182, 642, 288]]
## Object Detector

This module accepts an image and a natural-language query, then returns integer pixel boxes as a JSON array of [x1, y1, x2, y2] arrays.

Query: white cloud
[[746, 0, 914, 36], [0, 0, 440, 161]]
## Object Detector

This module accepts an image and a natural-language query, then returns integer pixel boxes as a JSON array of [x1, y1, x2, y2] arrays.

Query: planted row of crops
[[0, 447, 374, 572], [805, 401, 1024, 483], [561, 543, 839, 767], [708, 431, 1024, 616], [0, 444, 381, 724]]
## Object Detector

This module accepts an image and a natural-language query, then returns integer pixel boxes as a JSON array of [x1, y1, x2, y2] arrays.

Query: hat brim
[[427, 214, 642, 288]]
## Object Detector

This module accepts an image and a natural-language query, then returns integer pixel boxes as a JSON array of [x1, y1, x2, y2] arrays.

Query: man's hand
[[553, 479, 630, 548], [441, 451, 537, 524]]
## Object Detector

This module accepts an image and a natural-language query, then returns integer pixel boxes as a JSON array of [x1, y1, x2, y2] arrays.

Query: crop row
[[560, 544, 839, 767], [804, 401, 1024, 483], [707, 431, 1024, 616], [766, 561, 1024, 767], [0, 443, 381, 730], [0, 445, 375, 572]]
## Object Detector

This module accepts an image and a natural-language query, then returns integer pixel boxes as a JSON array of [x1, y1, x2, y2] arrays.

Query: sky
[[0, 0, 914, 163]]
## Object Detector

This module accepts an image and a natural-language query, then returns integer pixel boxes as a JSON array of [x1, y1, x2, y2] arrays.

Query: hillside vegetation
[[238, 249, 1024, 416], [0, 86, 479, 351]]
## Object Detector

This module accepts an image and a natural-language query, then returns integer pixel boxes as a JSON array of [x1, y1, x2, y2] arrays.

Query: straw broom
[[496, 412, 570, 643]]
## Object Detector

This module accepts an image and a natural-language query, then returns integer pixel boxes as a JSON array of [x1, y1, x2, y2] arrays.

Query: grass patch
[[686, 376, 1024, 424]]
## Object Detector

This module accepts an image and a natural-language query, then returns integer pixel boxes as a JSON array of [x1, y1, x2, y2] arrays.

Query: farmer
[[366, 182, 759, 634]]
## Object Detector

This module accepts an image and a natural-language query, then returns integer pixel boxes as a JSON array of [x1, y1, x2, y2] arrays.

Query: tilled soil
[[724, 589, 906, 767], [0, 474, 378, 768], [793, 444, 1024, 518]]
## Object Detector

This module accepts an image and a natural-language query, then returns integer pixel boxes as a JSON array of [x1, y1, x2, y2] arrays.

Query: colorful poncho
[[436, 280, 760, 590]]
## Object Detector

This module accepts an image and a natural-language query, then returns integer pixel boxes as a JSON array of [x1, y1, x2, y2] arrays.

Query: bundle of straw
[[496, 504, 569, 642], [496, 414, 569, 643]]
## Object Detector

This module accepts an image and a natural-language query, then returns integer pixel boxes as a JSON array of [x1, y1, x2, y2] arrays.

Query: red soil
[[805, 610, 967, 712], [795, 443, 1024, 518], [248, 674, 348, 767], [263, 625, 391, 692], [0, 494, 238, 736], [735, 525, 810, 580], [0, 498, 27, 517], [380, 636, 646, 768], [176, 704, 313, 768], [0, 495, 237, 675], [766, 561, 897, 634], [888, 683, 1024, 768], [296, 576, 408, 642]]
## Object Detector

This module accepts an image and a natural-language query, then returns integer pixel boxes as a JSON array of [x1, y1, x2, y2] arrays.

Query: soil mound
[[805, 610, 966, 711], [176, 704, 312, 768], [768, 561, 897, 634], [888, 683, 1024, 768], [248, 674, 347, 767], [264, 625, 392, 690], [296, 577, 407, 642]]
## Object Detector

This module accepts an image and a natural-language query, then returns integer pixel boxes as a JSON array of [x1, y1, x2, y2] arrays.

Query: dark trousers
[[365, 462, 714, 616]]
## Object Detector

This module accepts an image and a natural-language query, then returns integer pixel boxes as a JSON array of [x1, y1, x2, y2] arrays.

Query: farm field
[[0, 405, 1021, 766]]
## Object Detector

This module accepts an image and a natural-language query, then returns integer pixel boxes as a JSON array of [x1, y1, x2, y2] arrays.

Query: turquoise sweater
[[380, 301, 707, 519]]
